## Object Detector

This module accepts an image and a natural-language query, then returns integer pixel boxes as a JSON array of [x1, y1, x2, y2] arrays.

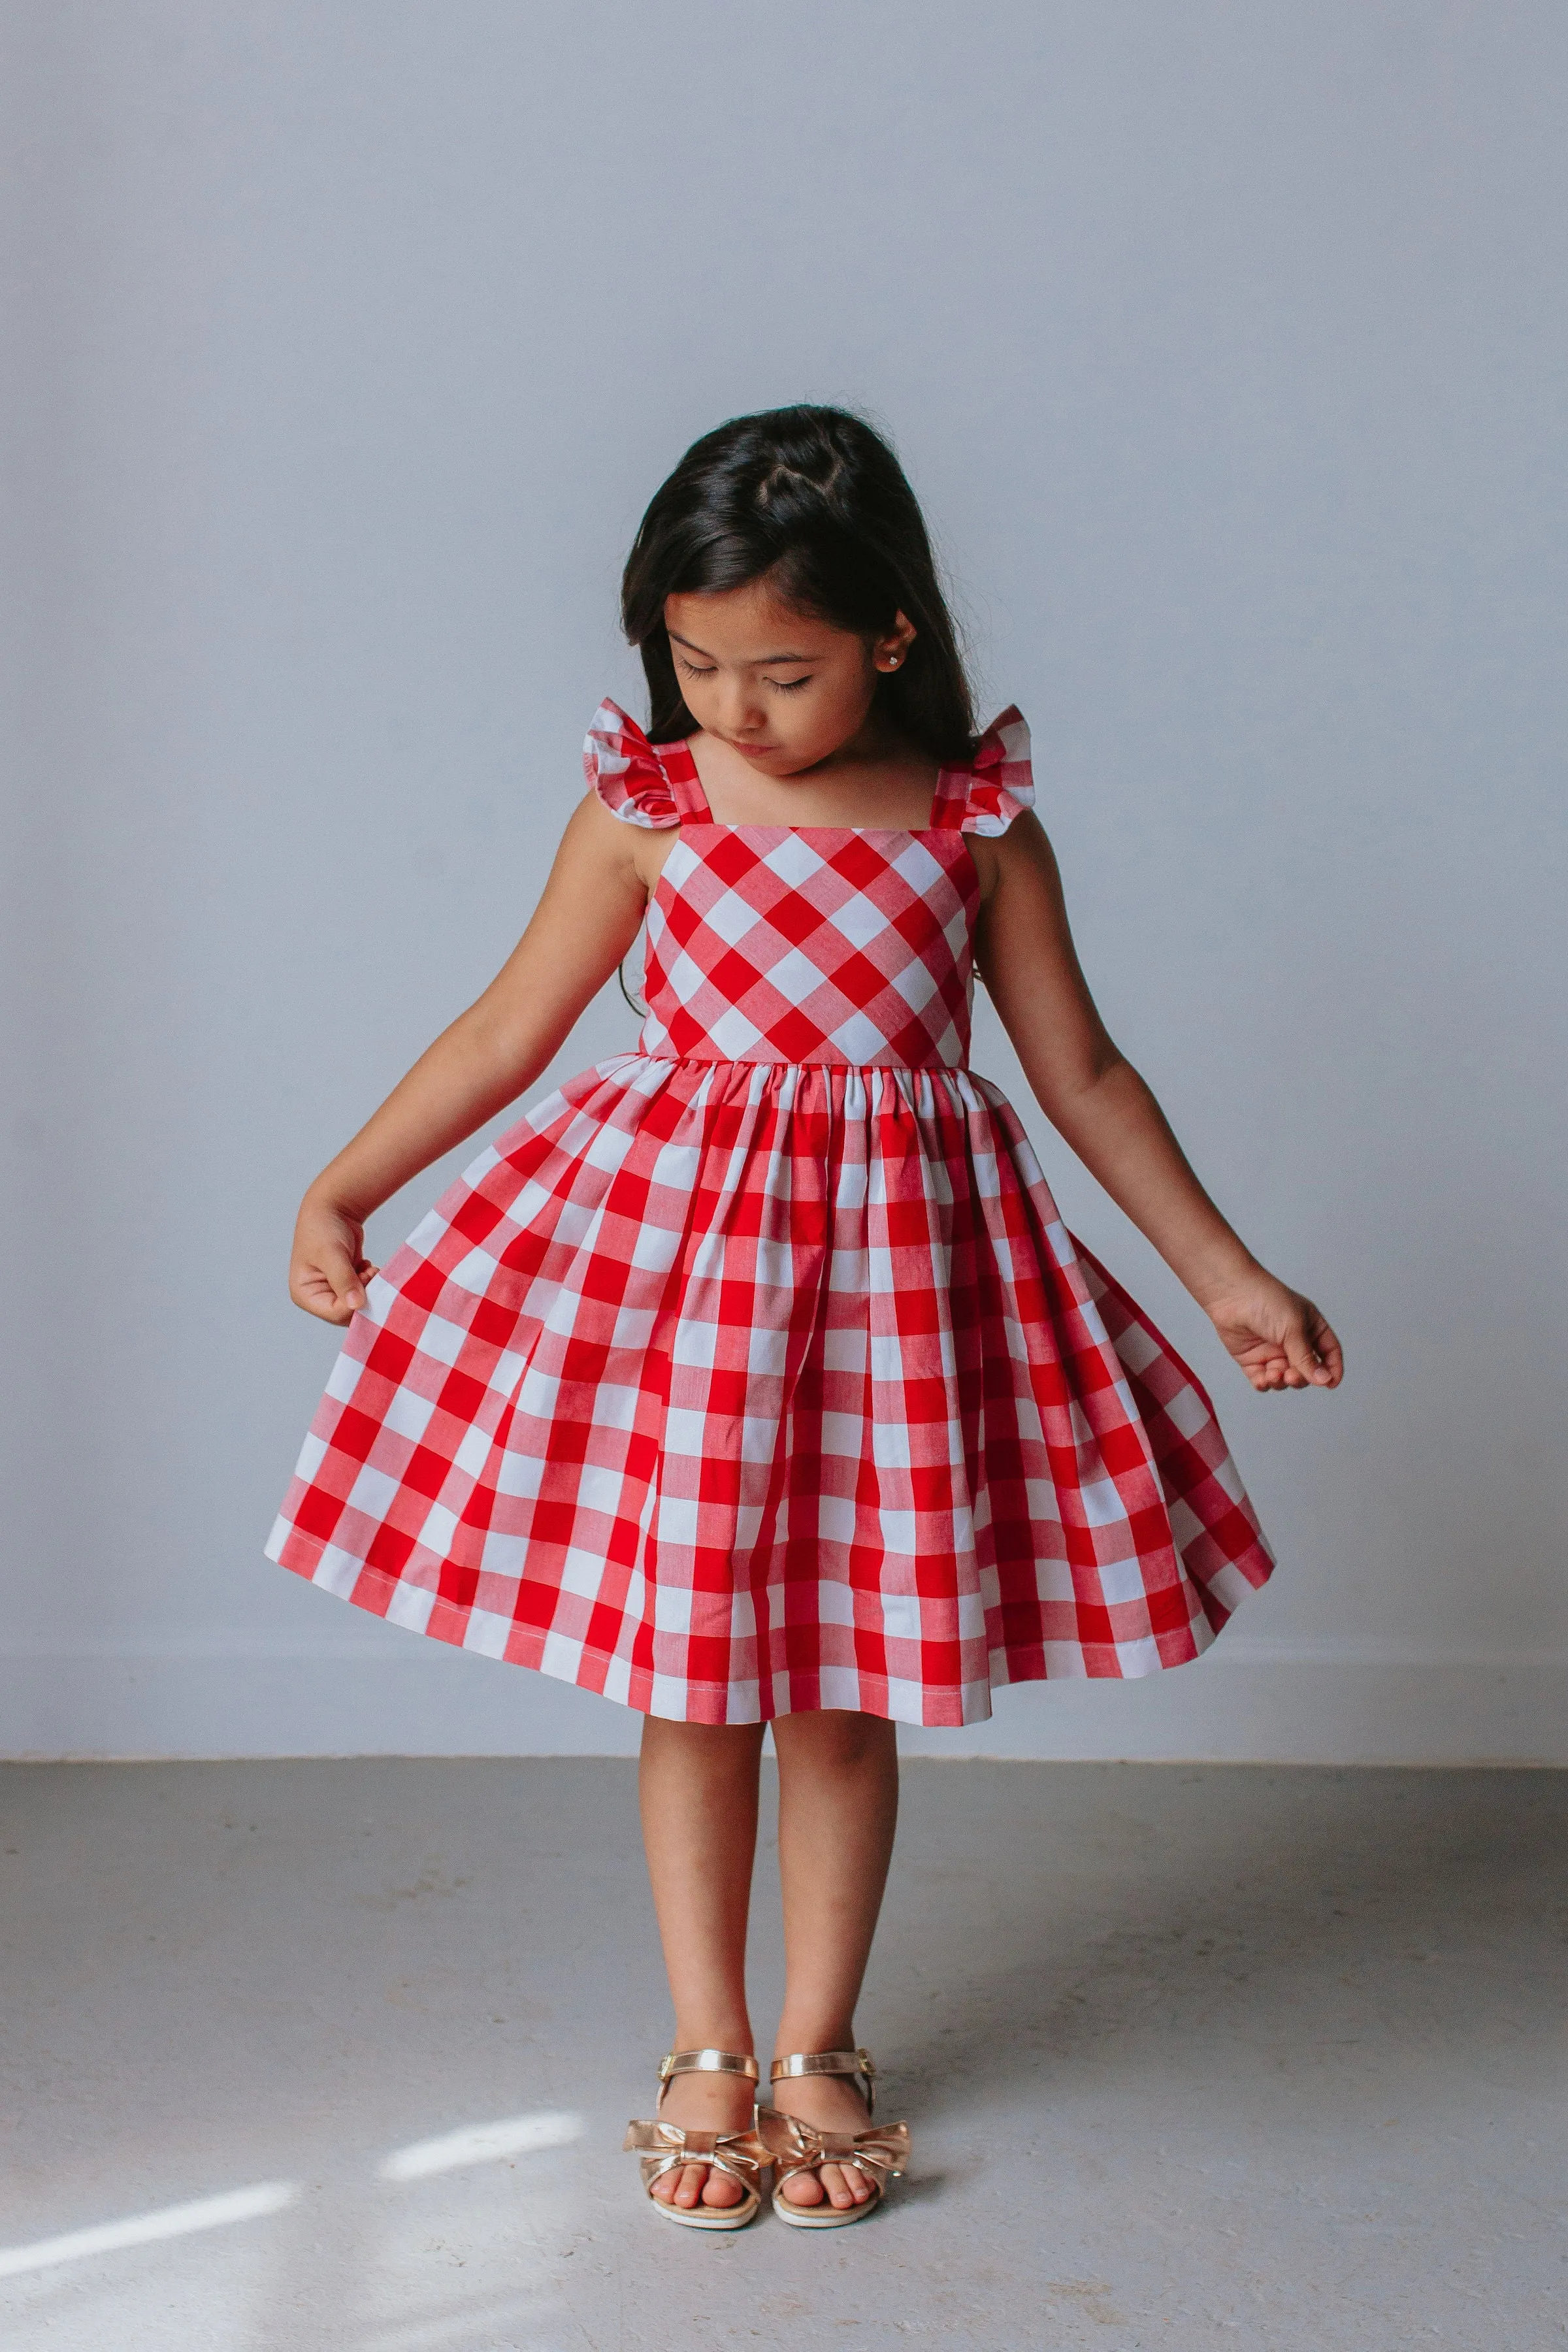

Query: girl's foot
[[647, 2062, 759, 2212], [770, 2071, 877, 2209], [764, 2048, 908, 2218]]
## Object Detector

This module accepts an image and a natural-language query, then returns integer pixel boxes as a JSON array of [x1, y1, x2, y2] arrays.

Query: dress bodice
[[585, 701, 1034, 1070]]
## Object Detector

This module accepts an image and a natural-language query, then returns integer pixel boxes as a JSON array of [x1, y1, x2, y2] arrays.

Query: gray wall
[[5, 3, 1564, 1761]]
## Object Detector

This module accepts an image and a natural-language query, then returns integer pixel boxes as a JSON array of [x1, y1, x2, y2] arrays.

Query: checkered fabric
[[266, 702, 1273, 1725], [593, 698, 1029, 1067]]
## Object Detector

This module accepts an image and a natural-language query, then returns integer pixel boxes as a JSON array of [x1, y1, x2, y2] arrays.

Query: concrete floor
[[1, 1761, 1564, 2351]]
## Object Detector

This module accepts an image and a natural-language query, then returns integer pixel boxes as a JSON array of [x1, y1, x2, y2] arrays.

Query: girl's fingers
[[1281, 1311, 1322, 1385], [318, 1243, 368, 1313], [291, 1249, 376, 1324], [296, 1284, 355, 1326], [289, 1200, 376, 1324], [1307, 1309, 1345, 1386], [290, 1267, 341, 1318], [1283, 1302, 1343, 1388], [1226, 1292, 1343, 1394]]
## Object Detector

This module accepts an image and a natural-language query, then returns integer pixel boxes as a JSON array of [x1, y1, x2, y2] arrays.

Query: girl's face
[[663, 576, 915, 776]]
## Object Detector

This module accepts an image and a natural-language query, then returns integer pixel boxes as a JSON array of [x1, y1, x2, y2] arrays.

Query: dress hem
[[265, 1520, 1251, 1729]]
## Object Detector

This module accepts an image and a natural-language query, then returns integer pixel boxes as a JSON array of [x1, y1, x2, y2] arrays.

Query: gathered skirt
[[267, 1054, 1274, 1725]]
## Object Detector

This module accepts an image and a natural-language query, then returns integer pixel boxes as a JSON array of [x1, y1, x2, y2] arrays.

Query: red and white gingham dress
[[267, 701, 1274, 1725]]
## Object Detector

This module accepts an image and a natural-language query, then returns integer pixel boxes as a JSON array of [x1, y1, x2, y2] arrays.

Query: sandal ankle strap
[[770, 2048, 876, 2114], [659, 2048, 760, 2085]]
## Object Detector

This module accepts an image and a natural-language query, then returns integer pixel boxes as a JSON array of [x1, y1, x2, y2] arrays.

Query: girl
[[269, 405, 1341, 2232]]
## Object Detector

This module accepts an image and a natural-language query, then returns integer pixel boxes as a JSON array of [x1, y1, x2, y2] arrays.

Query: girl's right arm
[[972, 813, 1343, 1395], [289, 792, 655, 1324]]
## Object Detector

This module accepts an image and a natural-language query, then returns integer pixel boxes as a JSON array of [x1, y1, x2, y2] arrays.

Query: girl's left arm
[[972, 815, 1343, 1394]]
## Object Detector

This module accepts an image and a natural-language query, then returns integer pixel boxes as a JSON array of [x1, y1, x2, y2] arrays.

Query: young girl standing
[[269, 406, 1341, 2232]]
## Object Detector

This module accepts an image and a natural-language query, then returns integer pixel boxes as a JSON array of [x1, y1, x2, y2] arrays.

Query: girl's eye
[[768, 676, 812, 694], [677, 658, 717, 679]]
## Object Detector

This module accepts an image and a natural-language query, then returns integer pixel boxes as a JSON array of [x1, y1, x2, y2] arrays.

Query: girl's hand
[[1203, 1273, 1343, 1394], [289, 1193, 380, 1326]]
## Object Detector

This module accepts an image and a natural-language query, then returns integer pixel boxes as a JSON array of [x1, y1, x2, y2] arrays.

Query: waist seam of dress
[[624, 1054, 975, 1073]]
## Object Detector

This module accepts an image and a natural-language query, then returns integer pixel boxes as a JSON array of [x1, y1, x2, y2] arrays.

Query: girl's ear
[[874, 611, 918, 673]]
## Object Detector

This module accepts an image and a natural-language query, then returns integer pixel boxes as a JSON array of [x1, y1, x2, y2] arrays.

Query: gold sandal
[[759, 2048, 909, 2229], [623, 2048, 770, 2230]]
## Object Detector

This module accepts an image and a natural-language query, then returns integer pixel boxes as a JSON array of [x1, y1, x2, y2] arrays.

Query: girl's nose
[[717, 684, 767, 738]]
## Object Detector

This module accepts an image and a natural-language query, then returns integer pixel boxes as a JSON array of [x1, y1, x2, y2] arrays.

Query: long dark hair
[[621, 405, 975, 760]]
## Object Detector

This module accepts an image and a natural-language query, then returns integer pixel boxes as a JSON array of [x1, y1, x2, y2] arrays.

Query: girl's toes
[[820, 2162, 864, 2208], [702, 2169, 743, 2208], [673, 2162, 707, 2208], [781, 2168, 826, 2207]]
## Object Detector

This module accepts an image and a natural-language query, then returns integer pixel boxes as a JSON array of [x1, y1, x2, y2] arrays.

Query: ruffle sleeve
[[583, 699, 681, 829], [959, 706, 1035, 836]]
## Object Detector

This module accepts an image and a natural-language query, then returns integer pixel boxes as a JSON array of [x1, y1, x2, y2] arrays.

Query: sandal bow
[[757, 2108, 910, 2188], [624, 2118, 770, 2181]]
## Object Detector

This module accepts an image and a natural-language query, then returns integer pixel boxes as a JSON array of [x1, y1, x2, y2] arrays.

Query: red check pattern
[[266, 702, 1274, 1725], [640, 824, 978, 1067]]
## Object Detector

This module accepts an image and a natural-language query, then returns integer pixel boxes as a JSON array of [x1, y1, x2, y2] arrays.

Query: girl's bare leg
[[638, 1714, 766, 2209], [770, 1708, 900, 2210]]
